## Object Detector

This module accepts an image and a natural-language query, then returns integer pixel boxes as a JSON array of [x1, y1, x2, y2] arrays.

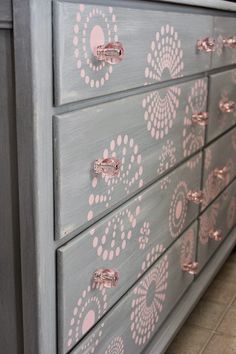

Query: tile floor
[[166, 251, 236, 354]]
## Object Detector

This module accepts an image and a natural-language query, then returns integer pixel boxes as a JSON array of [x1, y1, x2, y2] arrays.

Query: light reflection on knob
[[192, 112, 209, 126], [209, 229, 222, 241], [197, 37, 215, 52], [93, 268, 119, 288], [182, 262, 199, 275], [94, 157, 121, 178], [213, 166, 230, 181], [187, 190, 204, 204], [219, 99, 235, 113], [223, 36, 236, 49], [94, 42, 124, 64]]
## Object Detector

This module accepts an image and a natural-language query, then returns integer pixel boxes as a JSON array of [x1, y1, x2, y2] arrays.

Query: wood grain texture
[[54, 1, 212, 104], [0, 30, 23, 354], [54, 78, 207, 239], [207, 69, 236, 142]]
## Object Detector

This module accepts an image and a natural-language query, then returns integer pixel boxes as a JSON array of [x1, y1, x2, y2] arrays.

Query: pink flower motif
[[157, 140, 176, 188], [138, 221, 151, 250], [168, 181, 188, 238], [105, 336, 124, 354]]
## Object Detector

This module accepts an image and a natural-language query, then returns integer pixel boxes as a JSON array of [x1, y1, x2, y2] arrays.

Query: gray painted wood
[[54, 78, 207, 239], [57, 156, 201, 353], [207, 69, 236, 142], [54, 1, 212, 104], [0, 0, 12, 25], [198, 179, 236, 272], [67, 223, 197, 354], [212, 16, 236, 69], [152, 0, 236, 12], [202, 127, 236, 209], [13, 1, 56, 353], [0, 30, 23, 354]]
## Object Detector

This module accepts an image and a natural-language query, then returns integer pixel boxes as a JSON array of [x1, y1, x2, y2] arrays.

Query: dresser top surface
[[145, 0, 236, 12]]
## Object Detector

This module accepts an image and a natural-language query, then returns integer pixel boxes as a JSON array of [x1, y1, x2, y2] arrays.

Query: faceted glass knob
[[209, 229, 222, 241], [187, 190, 204, 204], [182, 262, 199, 275], [197, 37, 215, 52], [94, 157, 121, 178], [213, 166, 230, 181], [219, 99, 235, 113], [192, 112, 209, 126], [223, 36, 236, 49], [94, 42, 124, 64], [93, 268, 119, 288]]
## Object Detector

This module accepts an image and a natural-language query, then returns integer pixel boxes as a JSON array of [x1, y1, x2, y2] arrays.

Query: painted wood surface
[[202, 127, 236, 210], [212, 16, 236, 69], [65, 223, 197, 354], [54, 78, 207, 239], [53, 1, 212, 105], [153, 0, 236, 12], [57, 156, 201, 353], [207, 69, 236, 142], [0, 30, 23, 354], [198, 179, 236, 272], [0, 0, 12, 25]]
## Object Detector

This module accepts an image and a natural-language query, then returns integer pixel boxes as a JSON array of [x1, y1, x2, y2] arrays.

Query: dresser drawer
[[198, 179, 236, 272], [57, 156, 202, 353], [207, 69, 236, 142], [212, 16, 236, 69], [53, 1, 212, 105], [54, 79, 207, 239], [202, 127, 236, 209], [65, 223, 198, 354]]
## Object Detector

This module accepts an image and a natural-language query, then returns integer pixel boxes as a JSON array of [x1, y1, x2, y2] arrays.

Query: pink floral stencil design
[[180, 228, 195, 266], [138, 221, 151, 250], [168, 181, 188, 238], [139, 244, 166, 277], [130, 246, 168, 346], [91, 196, 142, 261], [227, 197, 236, 230], [73, 5, 118, 88], [87, 135, 143, 223], [66, 284, 107, 351], [105, 336, 125, 354], [183, 80, 207, 169], [157, 140, 176, 189], [199, 202, 220, 245], [78, 322, 104, 354]]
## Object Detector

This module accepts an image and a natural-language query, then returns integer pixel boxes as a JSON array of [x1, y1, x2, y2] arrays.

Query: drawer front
[[212, 16, 236, 69], [67, 224, 197, 354], [54, 1, 212, 104], [198, 179, 236, 272], [202, 127, 236, 209], [54, 79, 207, 239], [207, 69, 236, 142], [57, 157, 202, 353]]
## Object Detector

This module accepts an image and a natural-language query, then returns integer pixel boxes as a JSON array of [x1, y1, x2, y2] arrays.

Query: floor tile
[[203, 334, 236, 354], [215, 262, 236, 284], [202, 278, 236, 304], [227, 252, 236, 264], [166, 324, 212, 354], [216, 306, 236, 337]]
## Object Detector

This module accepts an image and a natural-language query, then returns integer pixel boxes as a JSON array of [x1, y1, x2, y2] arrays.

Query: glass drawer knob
[[93, 268, 119, 288], [192, 112, 209, 126], [187, 190, 204, 204], [219, 99, 235, 113], [213, 166, 229, 181], [182, 262, 199, 275], [209, 229, 222, 241], [197, 37, 215, 52], [223, 36, 236, 49], [94, 42, 124, 64], [94, 157, 121, 178]]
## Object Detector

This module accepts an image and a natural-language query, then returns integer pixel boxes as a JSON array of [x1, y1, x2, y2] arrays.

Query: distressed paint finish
[[207, 69, 236, 142], [57, 156, 201, 353], [53, 1, 212, 104], [202, 127, 236, 210], [54, 78, 207, 239], [198, 179, 236, 272], [67, 223, 198, 354]]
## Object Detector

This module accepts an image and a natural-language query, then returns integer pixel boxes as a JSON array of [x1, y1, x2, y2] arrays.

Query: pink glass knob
[[223, 36, 236, 49], [213, 166, 229, 181], [94, 42, 124, 64], [219, 99, 235, 113], [209, 229, 222, 241], [197, 37, 215, 52], [187, 190, 204, 204], [93, 268, 119, 288], [182, 262, 199, 275], [94, 157, 121, 178], [192, 112, 209, 126]]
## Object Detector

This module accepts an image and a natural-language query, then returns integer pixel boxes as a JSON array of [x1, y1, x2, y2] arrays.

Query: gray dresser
[[1, 0, 236, 353]]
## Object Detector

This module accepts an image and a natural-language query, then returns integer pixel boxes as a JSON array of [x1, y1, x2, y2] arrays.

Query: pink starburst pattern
[[180, 228, 195, 266], [66, 284, 107, 351], [183, 79, 207, 169], [168, 181, 188, 238], [227, 197, 236, 229], [87, 135, 144, 223], [157, 140, 176, 189], [130, 251, 169, 346], [105, 336, 124, 354], [73, 5, 118, 88], [78, 322, 104, 354], [138, 221, 151, 250], [91, 196, 141, 260], [139, 244, 166, 277], [199, 202, 220, 245]]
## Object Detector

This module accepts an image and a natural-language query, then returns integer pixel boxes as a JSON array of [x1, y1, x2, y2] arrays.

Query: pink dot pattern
[[180, 228, 195, 266], [138, 221, 151, 250], [168, 181, 188, 238], [227, 197, 236, 229], [199, 202, 220, 245], [66, 284, 107, 350], [157, 140, 176, 189], [139, 244, 166, 277], [87, 135, 144, 223], [73, 5, 118, 88], [183, 80, 207, 169], [79, 322, 104, 354], [105, 336, 125, 354], [130, 247, 168, 346]]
